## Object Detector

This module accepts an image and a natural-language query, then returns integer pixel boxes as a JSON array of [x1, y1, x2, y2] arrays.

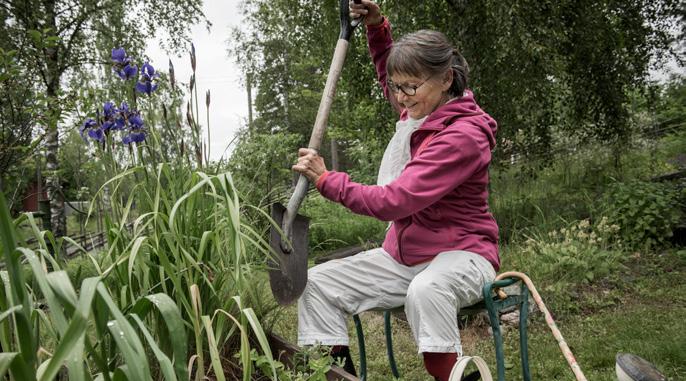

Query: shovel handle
[[281, 0, 367, 252], [281, 38, 352, 252], [341, 0, 365, 40]]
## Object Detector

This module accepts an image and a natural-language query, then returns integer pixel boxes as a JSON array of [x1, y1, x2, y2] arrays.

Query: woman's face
[[388, 71, 451, 119]]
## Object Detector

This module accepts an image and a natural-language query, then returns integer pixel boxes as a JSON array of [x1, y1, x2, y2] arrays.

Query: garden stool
[[352, 276, 531, 381]]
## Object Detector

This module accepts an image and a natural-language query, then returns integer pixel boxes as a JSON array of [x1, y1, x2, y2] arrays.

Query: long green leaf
[[25, 213, 48, 251], [86, 166, 140, 222], [0, 305, 21, 323], [130, 293, 189, 380], [202, 315, 226, 381], [105, 319, 150, 381], [0, 192, 36, 373], [169, 175, 213, 233], [215, 306, 252, 381], [61, 235, 88, 257], [0, 353, 18, 379], [46, 271, 78, 307], [20, 248, 68, 334], [130, 315, 177, 381], [37, 279, 101, 381], [127, 236, 147, 302], [242, 307, 277, 380], [96, 284, 152, 380]]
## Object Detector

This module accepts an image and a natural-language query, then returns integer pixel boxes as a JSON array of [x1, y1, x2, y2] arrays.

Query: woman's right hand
[[350, 0, 383, 27]]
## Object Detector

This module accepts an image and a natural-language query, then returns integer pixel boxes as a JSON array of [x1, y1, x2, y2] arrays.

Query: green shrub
[[601, 180, 684, 249], [517, 218, 624, 284], [506, 218, 625, 313]]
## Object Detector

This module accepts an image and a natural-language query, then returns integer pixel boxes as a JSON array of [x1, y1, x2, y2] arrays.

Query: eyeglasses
[[387, 78, 428, 96]]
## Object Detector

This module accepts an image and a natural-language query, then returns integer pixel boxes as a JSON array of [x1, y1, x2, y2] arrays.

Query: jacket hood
[[407, 90, 498, 150]]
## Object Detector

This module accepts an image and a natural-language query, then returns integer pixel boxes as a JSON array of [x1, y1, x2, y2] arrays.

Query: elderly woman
[[292, 1, 499, 380]]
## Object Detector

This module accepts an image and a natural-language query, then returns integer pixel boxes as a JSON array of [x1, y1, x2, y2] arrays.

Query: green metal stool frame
[[352, 277, 531, 381]]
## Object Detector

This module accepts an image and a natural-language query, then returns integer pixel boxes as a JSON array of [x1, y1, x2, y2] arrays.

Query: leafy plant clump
[[251, 346, 337, 381], [601, 180, 684, 250], [519, 218, 624, 284], [510, 217, 626, 313], [0, 191, 189, 381]]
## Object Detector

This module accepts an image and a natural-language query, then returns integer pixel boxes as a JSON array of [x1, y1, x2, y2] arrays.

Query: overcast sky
[[145, 0, 248, 162]]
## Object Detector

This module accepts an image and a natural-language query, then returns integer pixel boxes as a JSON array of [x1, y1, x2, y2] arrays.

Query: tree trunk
[[45, 93, 65, 237], [44, 0, 65, 238], [247, 72, 253, 131]]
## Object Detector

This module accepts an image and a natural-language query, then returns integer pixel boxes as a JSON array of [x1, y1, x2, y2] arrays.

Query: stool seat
[[353, 276, 531, 381]]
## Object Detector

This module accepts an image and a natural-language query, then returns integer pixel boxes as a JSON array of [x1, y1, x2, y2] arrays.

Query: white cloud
[[145, 0, 248, 162]]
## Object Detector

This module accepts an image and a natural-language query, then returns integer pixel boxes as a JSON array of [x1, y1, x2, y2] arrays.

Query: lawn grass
[[271, 248, 686, 380]]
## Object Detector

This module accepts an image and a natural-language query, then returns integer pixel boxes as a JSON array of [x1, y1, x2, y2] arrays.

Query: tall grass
[[82, 164, 280, 380], [1, 190, 189, 380], [0, 163, 282, 379]]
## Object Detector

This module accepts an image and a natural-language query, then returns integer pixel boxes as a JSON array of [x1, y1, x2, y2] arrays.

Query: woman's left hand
[[292, 148, 327, 184]]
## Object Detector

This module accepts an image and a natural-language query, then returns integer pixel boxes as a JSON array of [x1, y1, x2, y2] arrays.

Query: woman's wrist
[[366, 15, 384, 27], [315, 170, 331, 190]]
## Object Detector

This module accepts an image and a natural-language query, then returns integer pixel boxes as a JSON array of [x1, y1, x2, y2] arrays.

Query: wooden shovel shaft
[[282, 39, 351, 244]]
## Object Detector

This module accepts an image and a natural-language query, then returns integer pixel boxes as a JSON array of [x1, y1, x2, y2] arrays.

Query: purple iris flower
[[80, 118, 98, 139], [129, 114, 144, 129], [114, 101, 130, 129], [123, 132, 146, 144], [117, 64, 138, 80], [111, 48, 127, 64], [142, 62, 155, 77], [102, 121, 115, 133], [111, 47, 138, 80], [121, 112, 146, 144], [114, 118, 126, 130], [88, 127, 105, 142], [135, 62, 159, 95], [103, 101, 117, 119]]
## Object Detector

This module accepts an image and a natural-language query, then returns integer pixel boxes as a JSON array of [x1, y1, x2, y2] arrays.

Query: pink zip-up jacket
[[315, 18, 500, 270]]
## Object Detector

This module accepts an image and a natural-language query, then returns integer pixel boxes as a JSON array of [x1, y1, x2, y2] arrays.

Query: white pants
[[297, 248, 496, 354]]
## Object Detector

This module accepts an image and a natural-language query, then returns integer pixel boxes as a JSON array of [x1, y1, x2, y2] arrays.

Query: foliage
[[82, 164, 279, 380], [490, 147, 612, 243], [0, 39, 288, 380], [0, 48, 46, 203], [301, 194, 386, 255], [651, 75, 686, 135], [227, 128, 302, 208], [251, 346, 336, 381], [230, 0, 683, 188], [601, 180, 684, 249], [517, 218, 624, 286], [64, 46, 282, 378], [1, 190, 190, 381], [0, 0, 206, 237], [4, 162, 283, 380], [58, 130, 103, 200]]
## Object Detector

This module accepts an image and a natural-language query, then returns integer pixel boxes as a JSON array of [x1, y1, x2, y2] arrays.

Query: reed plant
[[0, 43, 285, 380], [1, 190, 190, 380], [84, 163, 279, 381]]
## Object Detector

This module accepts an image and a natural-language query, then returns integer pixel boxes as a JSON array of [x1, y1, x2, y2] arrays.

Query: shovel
[[269, 0, 365, 305]]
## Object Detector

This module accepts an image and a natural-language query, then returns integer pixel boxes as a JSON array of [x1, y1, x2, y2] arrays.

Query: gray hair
[[386, 30, 469, 97]]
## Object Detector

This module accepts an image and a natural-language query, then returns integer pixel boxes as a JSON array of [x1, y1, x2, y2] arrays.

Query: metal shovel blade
[[269, 202, 310, 305]]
